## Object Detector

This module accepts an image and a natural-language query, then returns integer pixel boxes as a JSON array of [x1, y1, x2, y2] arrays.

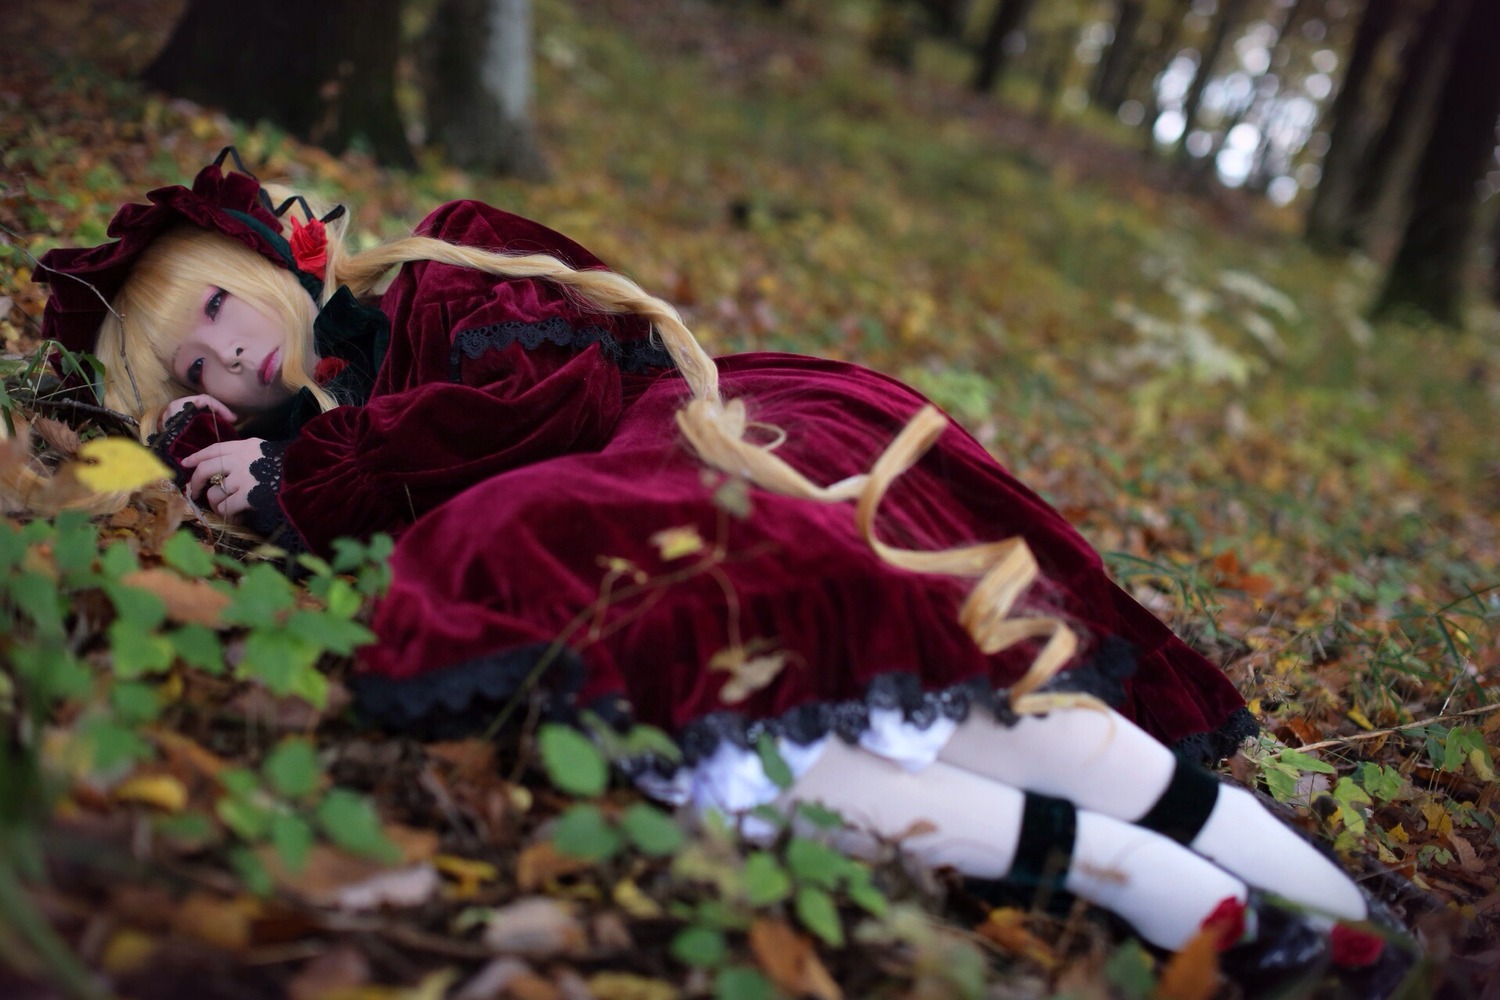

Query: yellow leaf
[[114, 773, 188, 813], [1386, 823, 1409, 844], [72, 437, 172, 493], [1469, 748, 1495, 782], [649, 524, 705, 561], [612, 877, 663, 919], [1347, 708, 1374, 731], [1420, 801, 1454, 838], [976, 907, 1058, 969], [587, 972, 680, 1000], [708, 645, 789, 704], [434, 854, 498, 899], [100, 928, 156, 976]]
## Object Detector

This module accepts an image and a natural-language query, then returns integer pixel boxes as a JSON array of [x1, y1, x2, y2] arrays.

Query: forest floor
[[1, 0, 1498, 997]]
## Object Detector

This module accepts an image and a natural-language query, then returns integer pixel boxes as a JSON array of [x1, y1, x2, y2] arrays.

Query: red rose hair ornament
[[289, 216, 329, 280]]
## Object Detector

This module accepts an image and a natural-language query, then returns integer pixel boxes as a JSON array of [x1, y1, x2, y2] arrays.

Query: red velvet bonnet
[[37, 148, 325, 353]]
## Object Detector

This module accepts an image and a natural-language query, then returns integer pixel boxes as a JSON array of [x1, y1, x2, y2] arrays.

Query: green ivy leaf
[[103, 580, 166, 631], [316, 790, 397, 861], [1356, 762, 1404, 801], [713, 966, 776, 1000], [163, 531, 217, 578], [793, 801, 844, 830], [99, 540, 139, 579], [794, 885, 843, 947], [742, 851, 792, 906], [671, 925, 727, 968], [538, 724, 608, 798], [285, 609, 375, 656], [240, 630, 322, 696], [1331, 777, 1371, 835], [108, 619, 175, 678], [224, 564, 295, 629], [0, 522, 25, 573], [218, 793, 274, 842], [11, 644, 91, 702], [619, 802, 685, 856], [262, 739, 320, 799], [785, 836, 848, 889], [552, 803, 622, 861], [1276, 748, 1336, 774], [755, 735, 793, 790], [170, 624, 224, 673], [110, 680, 161, 724], [229, 845, 273, 896], [13, 571, 65, 636], [52, 512, 97, 579], [844, 865, 888, 917], [80, 717, 153, 772], [270, 812, 314, 873]]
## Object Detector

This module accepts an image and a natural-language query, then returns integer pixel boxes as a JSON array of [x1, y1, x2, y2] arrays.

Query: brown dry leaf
[[1155, 924, 1222, 1000], [170, 893, 260, 952], [517, 840, 594, 892], [748, 918, 842, 1000], [31, 415, 80, 456], [122, 567, 230, 626], [287, 945, 371, 1000], [453, 958, 532, 1000], [327, 864, 442, 912], [481, 897, 586, 958], [152, 728, 231, 780], [975, 907, 1059, 970], [99, 927, 157, 977], [1451, 834, 1487, 875]]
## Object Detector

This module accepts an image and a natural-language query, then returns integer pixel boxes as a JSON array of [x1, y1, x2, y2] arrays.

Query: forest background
[[1, 0, 1498, 997]]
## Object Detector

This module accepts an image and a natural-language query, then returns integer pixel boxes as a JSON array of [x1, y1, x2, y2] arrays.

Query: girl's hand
[[161, 394, 237, 429], [181, 438, 268, 520]]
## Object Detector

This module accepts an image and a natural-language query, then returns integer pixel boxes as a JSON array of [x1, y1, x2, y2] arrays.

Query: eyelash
[[187, 289, 226, 387]]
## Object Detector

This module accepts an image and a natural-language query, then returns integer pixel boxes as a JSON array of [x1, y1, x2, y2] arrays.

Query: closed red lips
[[258, 349, 279, 386]]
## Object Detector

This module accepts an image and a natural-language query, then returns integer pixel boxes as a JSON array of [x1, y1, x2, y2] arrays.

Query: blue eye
[[187, 358, 204, 387], [206, 288, 226, 319]]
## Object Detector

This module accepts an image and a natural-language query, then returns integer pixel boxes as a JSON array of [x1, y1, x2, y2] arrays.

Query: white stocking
[[782, 740, 1248, 951], [935, 708, 1367, 921]]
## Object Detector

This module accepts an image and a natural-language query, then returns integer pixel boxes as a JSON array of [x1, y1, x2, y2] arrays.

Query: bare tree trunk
[[1033, 29, 1072, 127], [1091, 0, 1146, 115], [144, 0, 414, 167], [1139, 0, 1193, 156], [1340, 0, 1469, 254], [971, 0, 1039, 94], [1174, 0, 1249, 162], [1374, 0, 1500, 325], [1302, 0, 1401, 251], [425, 0, 549, 180]]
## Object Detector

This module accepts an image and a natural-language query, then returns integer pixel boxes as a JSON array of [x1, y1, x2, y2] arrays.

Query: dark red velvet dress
[[272, 201, 1253, 763]]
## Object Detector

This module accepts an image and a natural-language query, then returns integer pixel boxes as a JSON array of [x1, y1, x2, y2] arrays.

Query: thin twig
[[1280, 702, 1500, 755]]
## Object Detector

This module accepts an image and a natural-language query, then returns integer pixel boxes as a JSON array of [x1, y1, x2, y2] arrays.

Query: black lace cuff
[[147, 405, 213, 486], [450, 316, 674, 380], [245, 439, 308, 558]]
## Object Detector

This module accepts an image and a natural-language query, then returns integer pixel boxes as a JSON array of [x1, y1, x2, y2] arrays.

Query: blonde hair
[[95, 201, 1082, 696], [97, 226, 336, 433]]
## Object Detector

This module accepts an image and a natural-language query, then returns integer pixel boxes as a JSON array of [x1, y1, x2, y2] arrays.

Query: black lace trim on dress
[[1171, 706, 1259, 765], [348, 642, 588, 741], [449, 316, 674, 381], [241, 439, 308, 561]]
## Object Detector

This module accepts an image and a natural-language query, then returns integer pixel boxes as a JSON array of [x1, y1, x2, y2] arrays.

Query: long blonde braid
[[329, 233, 1081, 697]]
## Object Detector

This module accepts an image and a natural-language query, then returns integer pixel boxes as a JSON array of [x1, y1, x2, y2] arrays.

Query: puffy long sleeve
[[277, 201, 672, 554]]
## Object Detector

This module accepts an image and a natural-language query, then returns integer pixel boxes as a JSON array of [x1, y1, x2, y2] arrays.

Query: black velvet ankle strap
[[1011, 793, 1077, 890], [1137, 756, 1220, 845]]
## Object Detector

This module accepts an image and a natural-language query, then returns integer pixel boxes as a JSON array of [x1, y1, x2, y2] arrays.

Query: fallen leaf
[[434, 854, 499, 899], [586, 972, 680, 1000], [748, 918, 841, 1000], [113, 772, 188, 812], [709, 645, 788, 704], [100, 927, 156, 977], [171, 893, 259, 952], [650, 524, 705, 561], [1155, 923, 1222, 1000], [287, 945, 370, 1000], [481, 897, 586, 958], [517, 840, 594, 892], [121, 568, 230, 626], [1451, 834, 1486, 875], [71, 436, 172, 493], [329, 864, 441, 912], [612, 877, 664, 919], [31, 416, 80, 456], [975, 907, 1058, 970], [453, 958, 533, 1000]]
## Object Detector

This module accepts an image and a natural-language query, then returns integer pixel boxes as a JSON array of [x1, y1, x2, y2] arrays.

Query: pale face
[[170, 286, 298, 415]]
